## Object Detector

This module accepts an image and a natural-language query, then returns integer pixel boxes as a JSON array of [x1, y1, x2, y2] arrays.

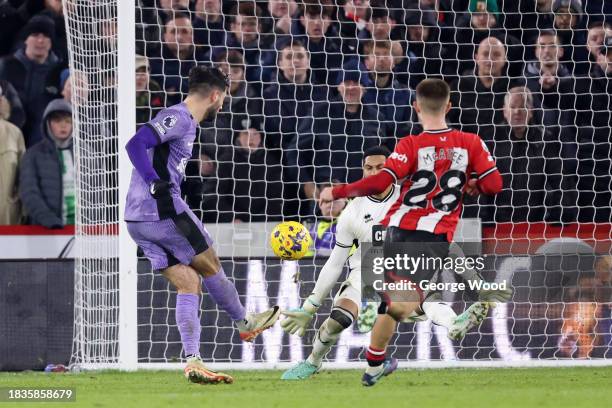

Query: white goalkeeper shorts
[[333, 268, 362, 311]]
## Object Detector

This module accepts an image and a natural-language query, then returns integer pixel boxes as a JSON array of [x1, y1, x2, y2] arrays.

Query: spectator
[[33, 0, 68, 63], [308, 183, 348, 256], [0, 1, 26, 56], [182, 147, 226, 223], [156, 0, 191, 24], [200, 50, 262, 152], [193, 0, 226, 50], [448, 0, 523, 77], [19, 99, 74, 228], [60, 69, 91, 105], [149, 12, 209, 105], [211, 2, 276, 92], [338, 0, 371, 54], [216, 117, 284, 222], [0, 15, 62, 147], [135, 54, 165, 126], [477, 87, 575, 223], [268, 0, 299, 36], [525, 31, 574, 131], [263, 40, 328, 216], [0, 79, 25, 129], [586, 20, 612, 69], [292, 2, 343, 84], [349, 39, 416, 137], [504, 0, 555, 44], [449, 36, 518, 137], [552, 0, 590, 75], [572, 34, 612, 222], [401, 9, 451, 87], [0, 88, 25, 225], [297, 70, 390, 201]]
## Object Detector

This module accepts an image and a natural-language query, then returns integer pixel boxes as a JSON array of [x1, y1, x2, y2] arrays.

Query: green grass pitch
[[1, 367, 611, 408]]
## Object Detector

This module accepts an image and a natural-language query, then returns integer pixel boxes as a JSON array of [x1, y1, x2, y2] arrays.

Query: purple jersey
[[125, 103, 197, 221]]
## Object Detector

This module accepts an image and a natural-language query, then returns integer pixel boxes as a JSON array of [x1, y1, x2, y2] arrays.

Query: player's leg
[[169, 209, 279, 341], [190, 247, 280, 341], [281, 286, 359, 380], [161, 264, 234, 384], [362, 307, 399, 386], [126, 221, 232, 384]]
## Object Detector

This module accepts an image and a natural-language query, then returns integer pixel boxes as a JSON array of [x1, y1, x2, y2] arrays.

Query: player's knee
[[328, 307, 355, 333]]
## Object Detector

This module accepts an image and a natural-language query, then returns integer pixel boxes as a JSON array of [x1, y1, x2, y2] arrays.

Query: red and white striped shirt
[[381, 128, 497, 241]]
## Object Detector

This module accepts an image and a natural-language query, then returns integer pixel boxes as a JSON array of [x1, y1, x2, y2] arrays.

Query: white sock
[[307, 322, 342, 366], [422, 302, 456, 329], [365, 364, 385, 375]]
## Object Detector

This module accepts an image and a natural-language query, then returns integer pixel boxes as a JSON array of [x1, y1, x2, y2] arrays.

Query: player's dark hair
[[188, 66, 229, 96], [416, 78, 451, 113], [538, 29, 560, 43], [363, 146, 391, 161]]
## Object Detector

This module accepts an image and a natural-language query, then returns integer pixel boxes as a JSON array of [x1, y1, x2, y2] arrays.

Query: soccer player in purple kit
[[124, 66, 280, 384]]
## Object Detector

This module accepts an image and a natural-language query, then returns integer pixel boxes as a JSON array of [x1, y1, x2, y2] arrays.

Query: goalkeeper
[[280, 147, 493, 380], [124, 66, 279, 385]]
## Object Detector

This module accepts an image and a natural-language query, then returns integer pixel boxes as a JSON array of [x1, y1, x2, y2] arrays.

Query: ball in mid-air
[[270, 221, 313, 260]]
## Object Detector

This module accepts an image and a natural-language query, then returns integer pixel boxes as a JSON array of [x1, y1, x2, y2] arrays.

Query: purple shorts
[[126, 209, 213, 270]]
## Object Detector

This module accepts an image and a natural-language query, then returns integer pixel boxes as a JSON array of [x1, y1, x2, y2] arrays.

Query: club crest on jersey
[[390, 152, 408, 163], [163, 115, 178, 129]]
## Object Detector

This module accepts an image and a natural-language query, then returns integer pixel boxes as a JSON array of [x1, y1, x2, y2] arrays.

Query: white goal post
[[64, 1, 612, 371]]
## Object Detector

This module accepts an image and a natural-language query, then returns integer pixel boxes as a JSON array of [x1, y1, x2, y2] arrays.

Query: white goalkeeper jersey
[[309, 185, 400, 305]]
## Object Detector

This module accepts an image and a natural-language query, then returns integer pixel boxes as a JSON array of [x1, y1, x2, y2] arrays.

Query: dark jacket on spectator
[[442, 20, 524, 78], [449, 70, 519, 137], [571, 65, 612, 222], [199, 81, 263, 153], [262, 71, 328, 165], [149, 44, 210, 105], [193, 16, 226, 53], [0, 79, 26, 129], [0, 47, 62, 146], [262, 71, 329, 216], [350, 60, 417, 138], [216, 143, 284, 222], [297, 96, 390, 184], [475, 124, 576, 223], [19, 99, 73, 228], [290, 25, 344, 85], [211, 33, 276, 93]]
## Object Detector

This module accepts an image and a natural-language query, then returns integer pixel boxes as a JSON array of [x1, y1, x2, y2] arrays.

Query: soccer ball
[[270, 221, 313, 260]]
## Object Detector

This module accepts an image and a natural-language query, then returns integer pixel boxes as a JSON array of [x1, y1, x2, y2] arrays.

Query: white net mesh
[[64, 0, 120, 365], [67, 0, 612, 367]]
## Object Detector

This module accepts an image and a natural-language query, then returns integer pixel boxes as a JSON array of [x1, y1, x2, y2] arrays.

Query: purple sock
[[176, 294, 201, 357], [202, 267, 246, 321]]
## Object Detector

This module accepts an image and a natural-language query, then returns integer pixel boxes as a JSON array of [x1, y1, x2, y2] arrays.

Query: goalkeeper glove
[[280, 297, 320, 337], [149, 179, 173, 199]]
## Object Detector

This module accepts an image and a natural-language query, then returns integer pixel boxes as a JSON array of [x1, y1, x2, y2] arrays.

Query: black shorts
[[382, 227, 450, 285]]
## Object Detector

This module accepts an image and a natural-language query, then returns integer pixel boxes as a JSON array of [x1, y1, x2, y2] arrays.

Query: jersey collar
[[367, 184, 395, 203], [423, 128, 452, 134]]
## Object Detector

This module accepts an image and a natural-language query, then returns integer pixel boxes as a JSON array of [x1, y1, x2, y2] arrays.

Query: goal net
[[66, 0, 612, 369]]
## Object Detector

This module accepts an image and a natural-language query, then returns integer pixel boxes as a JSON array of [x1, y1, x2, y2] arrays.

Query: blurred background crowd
[[0, 0, 611, 230]]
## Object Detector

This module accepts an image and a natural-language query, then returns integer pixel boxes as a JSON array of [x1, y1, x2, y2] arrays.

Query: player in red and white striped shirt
[[319, 78, 504, 385]]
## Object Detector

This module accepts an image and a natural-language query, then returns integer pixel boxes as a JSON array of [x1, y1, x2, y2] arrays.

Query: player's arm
[[321, 138, 413, 202], [466, 137, 503, 196], [281, 208, 355, 336], [125, 124, 170, 198]]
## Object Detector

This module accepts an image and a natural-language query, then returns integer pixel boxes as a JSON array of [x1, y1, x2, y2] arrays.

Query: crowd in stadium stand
[[0, 0, 611, 228]]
